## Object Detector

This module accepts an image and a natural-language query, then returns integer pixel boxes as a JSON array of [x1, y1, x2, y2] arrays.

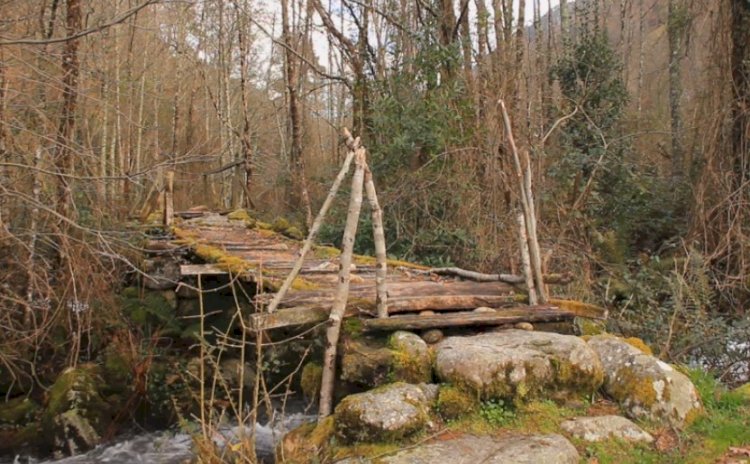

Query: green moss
[[608, 366, 658, 408], [300, 363, 323, 400], [343, 318, 364, 339], [313, 245, 341, 259], [734, 382, 750, 400], [623, 337, 653, 356], [284, 226, 305, 240], [387, 332, 431, 384], [272, 217, 291, 232], [290, 276, 319, 291], [437, 385, 478, 421], [575, 317, 607, 336], [279, 416, 335, 463], [0, 397, 39, 425], [227, 209, 254, 224]]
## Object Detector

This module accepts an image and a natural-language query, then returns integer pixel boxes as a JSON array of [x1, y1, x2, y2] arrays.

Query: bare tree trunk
[[517, 211, 537, 305], [55, 0, 82, 220], [731, 0, 750, 191], [668, 0, 686, 184], [282, 0, 313, 225], [318, 147, 366, 419], [364, 163, 387, 318]]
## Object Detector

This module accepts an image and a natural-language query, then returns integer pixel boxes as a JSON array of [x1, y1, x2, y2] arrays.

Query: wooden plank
[[548, 298, 608, 319], [250, 306, 330, 330], [180, 264, 228, 276], [362, 306, 574, 331]]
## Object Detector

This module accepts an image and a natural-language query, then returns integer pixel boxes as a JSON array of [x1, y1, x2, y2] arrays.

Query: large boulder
[[337, 434, 579, 464], [434, 330, 603, 402], [561, 415, 654, 443], [41, 364, 113, 456], [340, 332, 432, 388], [587, 335, 703, 426], [334, 382, 437, 443]]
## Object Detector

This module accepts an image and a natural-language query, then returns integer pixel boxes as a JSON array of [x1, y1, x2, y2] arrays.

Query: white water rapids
[[5, 413, 314, 464]]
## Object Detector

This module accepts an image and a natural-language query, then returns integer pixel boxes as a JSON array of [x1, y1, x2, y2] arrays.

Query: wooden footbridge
[[165, 210, 604, 332]]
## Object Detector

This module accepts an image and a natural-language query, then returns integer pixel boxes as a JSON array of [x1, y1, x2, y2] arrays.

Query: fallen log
[[403, 267, 573, 285], [362, 306, 573, 331]]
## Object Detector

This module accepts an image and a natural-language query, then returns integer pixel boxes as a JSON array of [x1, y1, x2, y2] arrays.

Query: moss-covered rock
[[388, 331, 432, 384], [41, 364, 113, 456], [0, 397, 40, 425], [279, 416, 334, 464], [340, 339, 394, 388], [587, 335, 702, 427], [300, 362, 323, 401], [434, 330, 604, 404], [436, 385, 478, 421], [334, 383, 435, 443], [734, 382, 750, 400]]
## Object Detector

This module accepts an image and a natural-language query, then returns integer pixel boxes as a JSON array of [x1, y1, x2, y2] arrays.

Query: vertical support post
[[164, 170, 174, 227], [364, 162, 388, 318], [318, 148, 366, 419]]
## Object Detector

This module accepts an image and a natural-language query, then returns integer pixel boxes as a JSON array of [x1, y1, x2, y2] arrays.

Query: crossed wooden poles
[[262, 128, 387, 418]]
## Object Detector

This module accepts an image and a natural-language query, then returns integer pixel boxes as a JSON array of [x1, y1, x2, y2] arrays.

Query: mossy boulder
[[279, 416, 334, 463], [560, 415, 654, 443], [587, 335, 703, 427], [334, 382, 437, 443], [434, 330, 604, 403], [0, 397, 40, 425], [341, 333, 433, 388], [388, 331, 432, 383], [41, 364, 113, 456]]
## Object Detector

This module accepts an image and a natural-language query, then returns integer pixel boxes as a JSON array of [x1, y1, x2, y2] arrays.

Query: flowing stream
[[4, 413, 314, 464]]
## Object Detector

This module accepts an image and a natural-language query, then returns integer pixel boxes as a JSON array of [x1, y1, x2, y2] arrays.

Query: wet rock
[[337, 433, 579, 464], [561, 415, 654, 443], [41, 364, 113, 456], [434, 330, 603, 402], [421, 329, 444, 344], [389, 331, 432, 383], [587, 335, 703, 427], [334, 382, 435, 443]]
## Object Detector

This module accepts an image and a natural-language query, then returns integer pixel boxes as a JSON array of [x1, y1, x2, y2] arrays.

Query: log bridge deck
[[163, 211, 605, 332]]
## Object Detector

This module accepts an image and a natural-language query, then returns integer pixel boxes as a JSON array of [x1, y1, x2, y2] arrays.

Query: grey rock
[[142, 258, 181, 290], [334, 382, 433, 443], [421, 329, 444, 344], [337, 434, 579, 464], [561, 415, 654, 443], [587, 335, 703, 426], [435, 330, 604, 401]]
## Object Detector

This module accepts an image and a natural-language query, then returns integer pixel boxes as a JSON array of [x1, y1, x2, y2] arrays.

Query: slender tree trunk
[[364, 163, 387, 318], [282, 0, 313, 225], [731, 0, 750, 191], [668, 0, 685, 184], [55, 0, 82, 220]]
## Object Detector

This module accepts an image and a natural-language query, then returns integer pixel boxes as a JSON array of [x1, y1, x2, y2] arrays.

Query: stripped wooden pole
[[517, 211, 537, 305], [265, 130, 360, 314], [363, 162, 388, 318], [164, 170, 174, 227], [499, 99, 546, 303], [318, 147, 366, 419]]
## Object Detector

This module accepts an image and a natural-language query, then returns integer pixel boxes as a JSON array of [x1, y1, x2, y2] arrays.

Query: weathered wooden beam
[[249, 306, 329, 331], [362, 306, 574, 331], [180, 264, 229, 276], [548, 298, 608, 319]]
